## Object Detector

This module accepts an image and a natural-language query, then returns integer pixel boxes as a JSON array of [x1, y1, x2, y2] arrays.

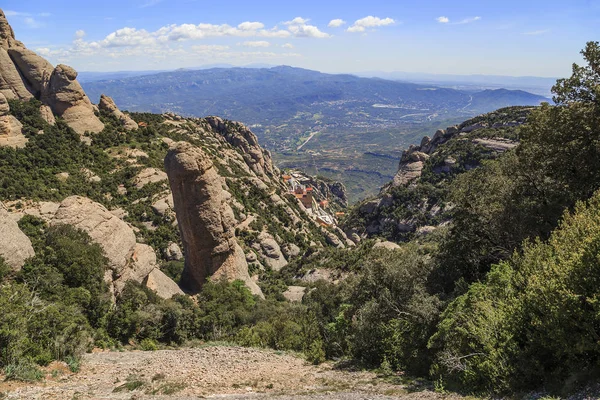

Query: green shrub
[[4, 361, 43, 382]]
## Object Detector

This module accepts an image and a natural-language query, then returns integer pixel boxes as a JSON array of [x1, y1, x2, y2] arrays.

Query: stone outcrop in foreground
[[165, 141, 263, 297]]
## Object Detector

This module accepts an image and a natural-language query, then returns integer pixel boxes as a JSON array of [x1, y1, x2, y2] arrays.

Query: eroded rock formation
[[0, 92, 27, 148], [0, 205, 35, 270], [0, 9, 105, 134], [98, 94, 138, 131], [165, 141, 263, 297]]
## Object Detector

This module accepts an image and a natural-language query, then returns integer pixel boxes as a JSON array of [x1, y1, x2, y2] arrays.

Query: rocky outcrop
[[144, 268, 184, 299], [0, 10, 104, 134], [39, 104, 55, 125], [8, 46, 53, 96], [113, 243, 158, 293], [257, 232, 288, 271], [0, 205, 35, 270], [283, 286, 306, 302], [51, 196, 137, 274], [206, 116, 274, 179], [166, 242, 184, 261], [98, 94, 138, 131], [0, 92, 27, 148], [44, 64, 104, 135], [164, 141, 262, 297], [135, 168, 167, 189]]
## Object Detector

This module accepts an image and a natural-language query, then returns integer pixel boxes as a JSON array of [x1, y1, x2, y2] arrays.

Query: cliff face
[[346, 107, 531, 240]]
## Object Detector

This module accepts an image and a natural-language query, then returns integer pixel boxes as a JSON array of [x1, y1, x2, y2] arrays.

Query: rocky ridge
[[0, 9, 137, 136], [347, 107, 532, 240]]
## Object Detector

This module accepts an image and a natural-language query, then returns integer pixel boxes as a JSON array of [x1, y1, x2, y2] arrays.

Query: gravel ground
[[0, 346, 464, 399]]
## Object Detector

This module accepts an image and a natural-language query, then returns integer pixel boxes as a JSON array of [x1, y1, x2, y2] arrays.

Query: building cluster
[[283, 172, 338, 227]]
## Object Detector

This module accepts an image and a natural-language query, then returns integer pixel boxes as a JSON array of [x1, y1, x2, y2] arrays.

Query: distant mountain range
[[81, 66, 549, 201]]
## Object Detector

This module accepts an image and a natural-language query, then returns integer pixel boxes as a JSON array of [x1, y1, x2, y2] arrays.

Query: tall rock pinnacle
[[165, 141, 263, 297]]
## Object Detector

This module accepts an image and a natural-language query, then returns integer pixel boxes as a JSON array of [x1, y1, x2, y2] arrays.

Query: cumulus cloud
[[238, 21, 265, 31], [436, 16, 449, 23], [284, 17, 310, 25], [239, 40, 271, 47], [75, 30, 86, 39], [282, 43, 294, 49], [328, 19, 346, 28], [284, 17, 330, 38], [347, 16, 395, 33]]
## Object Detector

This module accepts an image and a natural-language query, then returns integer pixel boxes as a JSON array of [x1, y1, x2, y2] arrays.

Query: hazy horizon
[[2, 0, 597, 78]]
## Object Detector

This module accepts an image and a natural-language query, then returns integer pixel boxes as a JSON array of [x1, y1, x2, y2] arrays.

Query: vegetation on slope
[[0, 41, 598, 399]]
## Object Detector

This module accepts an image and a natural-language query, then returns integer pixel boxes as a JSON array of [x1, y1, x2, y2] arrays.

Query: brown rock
[[44, 64, 104, 135], [0, 47, 33, 100], [113, 243, 158, 293], [165, 141, 262, 297], [283, 286, 306, 302], [98, 94, 138, 131], [51, 196, 137, 274], [0, 205, 35, 270], [0, 93, 27, 148], [206, 116, 274, 178], [144, 268, 184, 299], [7, 46, 53, 95], [39, 104, 55, 125]]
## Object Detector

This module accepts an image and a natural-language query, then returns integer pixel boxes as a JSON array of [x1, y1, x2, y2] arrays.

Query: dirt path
[[1, 346, 463, 399]]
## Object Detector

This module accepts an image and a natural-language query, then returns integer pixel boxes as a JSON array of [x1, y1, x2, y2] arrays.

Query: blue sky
[[2, 0, 598, 77]]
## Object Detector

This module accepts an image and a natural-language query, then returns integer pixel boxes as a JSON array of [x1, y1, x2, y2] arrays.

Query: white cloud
[[455, 16, 481, 24], [238, 21, 265, 31], [284, 17, 310, 25], [436, 16, 449, 23], [328, 19, 346, 28], [347, 16, 395, 33], [284, 17, 330, 38], [239, 40, 271, 47], [75, 30, 86, 39], [282, 43, 294, 49], [523, 29, 550, 35]]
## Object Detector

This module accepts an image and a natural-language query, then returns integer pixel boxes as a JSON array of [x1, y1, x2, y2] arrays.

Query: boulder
[[0, 206, 35, 270], [258, 232, 288, 271], [164, 141, 262, 297], [283, 286, 306, 302], [323, 229, 345, 249], [51, 196, 137, 274], [282, 243, 301, 259], [144, 268, 184, 299], [113, 243, 157, 293], [43, 64, 104, 135], [165, 242, 183, 261], [135, 167, 167, 189], [373, 241, 401, 250], [152, 193, 174, 216], [98, 94, 138, 131]]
